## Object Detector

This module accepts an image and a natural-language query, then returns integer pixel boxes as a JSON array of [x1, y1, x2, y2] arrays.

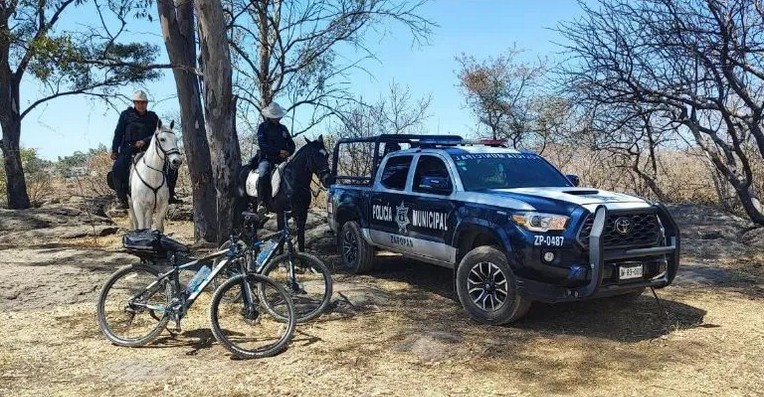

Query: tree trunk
[[0, 74, 31, 209], [196, 0, 241, 243], [702, 143, 764, 225], [257, 0, 273, 107], [157, 0, 217, 242]]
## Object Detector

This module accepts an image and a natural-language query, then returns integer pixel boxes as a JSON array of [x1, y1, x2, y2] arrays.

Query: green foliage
[[4, 0, 162, 109], [54, 144, 108, 177], [0, 147, 53, 205]]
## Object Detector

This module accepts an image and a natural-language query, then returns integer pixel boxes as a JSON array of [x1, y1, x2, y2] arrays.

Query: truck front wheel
[[455, 246, 531, 325], [339, 221, 375, 274]]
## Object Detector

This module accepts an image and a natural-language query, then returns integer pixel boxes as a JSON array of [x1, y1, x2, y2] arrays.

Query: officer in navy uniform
[[110, 90, 180, 209], [256, 102, 295, 216]]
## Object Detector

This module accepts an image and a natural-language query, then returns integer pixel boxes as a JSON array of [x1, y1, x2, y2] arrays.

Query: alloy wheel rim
[[343, 230, 358, 265], [466, 261, 509, 311]]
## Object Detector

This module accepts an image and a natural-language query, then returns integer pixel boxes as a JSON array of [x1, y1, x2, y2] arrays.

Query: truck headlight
[[512, 212, 569, 232]]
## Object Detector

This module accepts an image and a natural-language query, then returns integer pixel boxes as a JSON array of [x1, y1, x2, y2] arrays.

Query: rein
[[131, 130, 180, 214]]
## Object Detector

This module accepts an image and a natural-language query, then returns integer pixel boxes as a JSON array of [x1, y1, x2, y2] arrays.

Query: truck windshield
[[451, 153, 572, 190]]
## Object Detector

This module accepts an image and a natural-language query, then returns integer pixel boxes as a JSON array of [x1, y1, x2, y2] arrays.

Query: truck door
[[407, 154, 458, 263], [369, 155, 415, 251]]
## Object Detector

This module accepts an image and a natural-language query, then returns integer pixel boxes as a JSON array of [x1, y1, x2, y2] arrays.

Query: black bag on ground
[[122, 229, 162, 256], [122, 229, 189, 257]]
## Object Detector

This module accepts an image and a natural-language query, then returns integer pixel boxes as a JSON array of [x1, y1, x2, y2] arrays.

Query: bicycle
[[215, 209, 333, 323], [96, 230, 296, 359]]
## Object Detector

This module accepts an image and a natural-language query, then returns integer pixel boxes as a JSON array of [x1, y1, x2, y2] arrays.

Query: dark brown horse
[[236, 135, 331, 251]]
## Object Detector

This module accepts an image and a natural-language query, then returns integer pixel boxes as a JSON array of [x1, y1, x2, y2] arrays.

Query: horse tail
[[236, 163, 252, 198]]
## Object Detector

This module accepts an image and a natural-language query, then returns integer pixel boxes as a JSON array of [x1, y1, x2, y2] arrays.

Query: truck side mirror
[[418, 175, 452, 195], [566, 174, 580, 187]]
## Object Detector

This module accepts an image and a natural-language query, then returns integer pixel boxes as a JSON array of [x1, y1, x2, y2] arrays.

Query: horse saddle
[[244, 162, 286, 198]]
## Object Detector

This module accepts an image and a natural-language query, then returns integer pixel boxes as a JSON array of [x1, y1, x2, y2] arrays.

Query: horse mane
[[291, 140, 316, 160]]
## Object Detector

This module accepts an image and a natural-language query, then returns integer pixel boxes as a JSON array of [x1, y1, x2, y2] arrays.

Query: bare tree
[[456, 46, 545, 145], [157, 0, 218, 242], [570, 103, 675, 200], [196, 0, 241, 243], [558, 0, 764, 225], [226, 0, 434, 137], [332, 82, 431, 177], [0, 0, 161, 209]]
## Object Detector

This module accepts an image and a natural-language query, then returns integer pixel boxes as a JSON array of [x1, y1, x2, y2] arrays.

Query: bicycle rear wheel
[[209, 273, 295, 359], [260, 252, 333, 323], [96, 264, 174, 347]]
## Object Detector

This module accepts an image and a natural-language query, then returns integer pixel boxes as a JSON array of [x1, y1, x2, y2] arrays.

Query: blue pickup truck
[[327, 135, 679, 325]]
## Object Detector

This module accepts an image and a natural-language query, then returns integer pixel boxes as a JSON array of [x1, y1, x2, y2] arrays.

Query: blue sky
[[19, 0, 587, 160]]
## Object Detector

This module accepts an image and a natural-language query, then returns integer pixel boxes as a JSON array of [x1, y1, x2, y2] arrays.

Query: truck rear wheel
[[339, 221, 375, 274], [455, 246, 531, 325]]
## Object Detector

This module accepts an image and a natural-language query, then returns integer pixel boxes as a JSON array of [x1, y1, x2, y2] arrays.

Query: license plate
[[619, 264, 643, 280]]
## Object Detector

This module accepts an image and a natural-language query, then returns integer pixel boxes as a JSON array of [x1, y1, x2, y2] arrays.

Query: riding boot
[[256, 160, 272, 217], [112, 149, 132, 209]]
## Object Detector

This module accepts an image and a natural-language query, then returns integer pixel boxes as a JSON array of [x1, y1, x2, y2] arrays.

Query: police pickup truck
[[327, 135, 679, 325]]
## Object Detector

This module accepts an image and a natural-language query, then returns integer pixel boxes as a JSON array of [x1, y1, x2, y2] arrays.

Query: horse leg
[[155, 198, 169, 233], [140, 201, 153, 230], [127, 196, 137, 230], [276, 211, 286, 255], [294, 207, 308, 252]]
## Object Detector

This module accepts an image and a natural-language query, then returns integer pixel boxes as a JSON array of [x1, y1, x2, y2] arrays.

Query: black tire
[[339, 221, 375, 274], [209, 273, 296, 359], [96, 264, 173, 347], [260, 252, 333, 323], [455, 246, 531, 325]]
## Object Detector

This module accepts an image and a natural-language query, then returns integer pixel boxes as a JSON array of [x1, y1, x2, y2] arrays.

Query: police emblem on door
[[396, 202, 410, 235]]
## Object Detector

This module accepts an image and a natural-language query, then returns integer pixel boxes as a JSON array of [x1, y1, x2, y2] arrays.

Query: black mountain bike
[[215, 209, 333, 323], [96, 230, 296, 359]]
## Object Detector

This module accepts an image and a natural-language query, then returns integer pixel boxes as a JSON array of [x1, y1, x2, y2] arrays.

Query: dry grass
[[0, 263, 762, 397], [1, 205, 763, 396]]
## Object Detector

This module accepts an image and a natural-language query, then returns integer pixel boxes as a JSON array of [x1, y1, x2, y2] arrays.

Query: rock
[[166, 202, 193, 221], [743, 227, 764, 248], [700, 231, 724, 240]]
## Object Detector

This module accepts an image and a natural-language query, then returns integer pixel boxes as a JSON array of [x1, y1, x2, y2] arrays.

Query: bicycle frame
[[243, 211, 298, 282], [129, 238, 250, 318]]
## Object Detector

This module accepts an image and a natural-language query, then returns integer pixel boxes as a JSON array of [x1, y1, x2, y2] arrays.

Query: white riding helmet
[[132, 90, 149, 102]]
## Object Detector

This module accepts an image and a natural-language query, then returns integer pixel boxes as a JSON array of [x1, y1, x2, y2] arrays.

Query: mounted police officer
[[256, 102, 295, 216], [110, 90, 180, 209]]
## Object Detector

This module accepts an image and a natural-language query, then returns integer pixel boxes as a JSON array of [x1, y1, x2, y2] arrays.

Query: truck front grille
[[577, 212, 662, 249]]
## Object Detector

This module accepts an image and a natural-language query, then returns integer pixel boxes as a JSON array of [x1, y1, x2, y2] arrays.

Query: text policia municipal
[[373, 203, 448, 232]]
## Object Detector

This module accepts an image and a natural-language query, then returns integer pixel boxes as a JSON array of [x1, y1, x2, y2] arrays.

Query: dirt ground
[[0, 200, 763, 397]]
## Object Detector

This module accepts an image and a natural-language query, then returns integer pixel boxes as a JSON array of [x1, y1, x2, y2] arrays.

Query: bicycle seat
[[242, 210, 260, 223]]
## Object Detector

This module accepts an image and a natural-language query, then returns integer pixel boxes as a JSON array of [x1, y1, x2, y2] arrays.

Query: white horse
[[127, 121, 182, 232]]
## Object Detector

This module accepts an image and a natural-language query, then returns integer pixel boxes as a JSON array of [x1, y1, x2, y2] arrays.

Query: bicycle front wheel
[[96, 264, 174, 347], [260, 252, 333, 323], [209, 273, 296, 359]]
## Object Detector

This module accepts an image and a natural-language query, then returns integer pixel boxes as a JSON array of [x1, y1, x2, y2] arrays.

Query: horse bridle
[[131, 130, 180, 212]]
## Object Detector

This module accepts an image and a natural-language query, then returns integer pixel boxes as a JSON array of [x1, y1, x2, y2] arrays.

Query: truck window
[[413, 155, 452, 195], [452, 153, 572, 190], [380, 155, 412, 190]]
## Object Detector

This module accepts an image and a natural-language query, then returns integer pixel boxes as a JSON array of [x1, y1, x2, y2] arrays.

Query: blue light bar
[[418, 136, 464, 146]]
